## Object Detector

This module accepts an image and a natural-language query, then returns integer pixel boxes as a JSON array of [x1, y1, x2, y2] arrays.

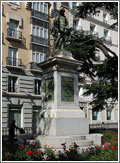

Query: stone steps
[[26, 133, 102, 150], [34, 135, 94, 149], [75, 140, 94, 147]]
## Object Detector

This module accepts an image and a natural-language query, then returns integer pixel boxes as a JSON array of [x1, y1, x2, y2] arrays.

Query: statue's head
[[60, 8, 65, 15]]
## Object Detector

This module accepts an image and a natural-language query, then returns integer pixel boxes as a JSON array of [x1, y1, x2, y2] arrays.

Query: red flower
[[27, 150, 32, 155], [111, 146, 115, 150], [7, 152, 10, 155], [104, 145, 110, 150]]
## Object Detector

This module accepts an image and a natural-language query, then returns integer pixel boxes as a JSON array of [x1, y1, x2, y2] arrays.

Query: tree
[[65, 2, 118, 110]]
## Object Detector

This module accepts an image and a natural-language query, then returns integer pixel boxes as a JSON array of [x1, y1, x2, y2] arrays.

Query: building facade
[[2, 2, 118, 136], [2, 2, 50, 135]]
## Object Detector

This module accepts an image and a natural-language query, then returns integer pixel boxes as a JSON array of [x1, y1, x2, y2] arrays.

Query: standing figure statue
[[51, 8, 72, 50]]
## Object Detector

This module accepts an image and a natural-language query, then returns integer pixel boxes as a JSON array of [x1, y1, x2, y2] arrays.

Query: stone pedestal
[[35, 50, 102, 148]]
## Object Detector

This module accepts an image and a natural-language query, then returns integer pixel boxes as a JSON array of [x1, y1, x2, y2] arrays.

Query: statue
[[51, 8, 72, 50]]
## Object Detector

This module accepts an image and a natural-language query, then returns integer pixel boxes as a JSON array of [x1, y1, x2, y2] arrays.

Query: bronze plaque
[[61, 76, 74, 102]]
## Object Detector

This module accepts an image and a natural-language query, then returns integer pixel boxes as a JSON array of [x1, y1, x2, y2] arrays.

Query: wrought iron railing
[[6, 57, 22, 67], [7, 28, 23, 40], [31, 35, 48, 46], [31, 9, 48, 21]]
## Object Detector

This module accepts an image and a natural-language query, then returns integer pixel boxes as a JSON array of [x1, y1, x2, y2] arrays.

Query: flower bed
[[2, 130, 118, 161]]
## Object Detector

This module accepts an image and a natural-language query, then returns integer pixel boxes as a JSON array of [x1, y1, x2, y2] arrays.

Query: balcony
[[6, 28, 23, 42], [30, 62, 41, 71], [31, 35, 48, 47], [31, 9, 48, 21], [6, 57, 23, 67], [103, 36, 112, 43]]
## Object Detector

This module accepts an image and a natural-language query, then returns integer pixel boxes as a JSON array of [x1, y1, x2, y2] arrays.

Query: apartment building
[[2, 2, 50, 135]]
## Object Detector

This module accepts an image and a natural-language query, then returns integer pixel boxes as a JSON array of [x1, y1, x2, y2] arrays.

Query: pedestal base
[[37, 117, 89, 136], [35, 134, 103, 149]]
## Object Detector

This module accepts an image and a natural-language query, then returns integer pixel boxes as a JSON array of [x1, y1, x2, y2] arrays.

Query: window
[[107, 110, 111, 120], [103, 29, 111, 43], [32, 26, 48, 39], [9, 20, 18, 39], [40, 2, 43, 12], [34, 80, 41, 95], [9, 107, 21, 128], [33, 2, 37, 10], [44, 3, 48, 14], [8, 48, 17, 66], [32, 2, 48, 14], [106, 106, 114, 120], [90, 25, 95, 35], [104, 30, 108, 39], [8, 76, 18, 92], [32, 51, 44, 63], [90, 25, 98, 37], [103, 13, 107, 23], [92, 110, 101, 120], [37, 2, 39, 11]]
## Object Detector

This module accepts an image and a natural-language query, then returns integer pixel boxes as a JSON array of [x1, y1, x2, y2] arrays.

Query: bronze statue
[[51, 8, 72, 50]]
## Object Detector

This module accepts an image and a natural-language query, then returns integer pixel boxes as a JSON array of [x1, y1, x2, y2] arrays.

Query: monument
[[35, 8, 102, 149]]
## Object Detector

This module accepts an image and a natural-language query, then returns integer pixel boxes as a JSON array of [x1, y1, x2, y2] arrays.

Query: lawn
[[2, 130, 118, 161]]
